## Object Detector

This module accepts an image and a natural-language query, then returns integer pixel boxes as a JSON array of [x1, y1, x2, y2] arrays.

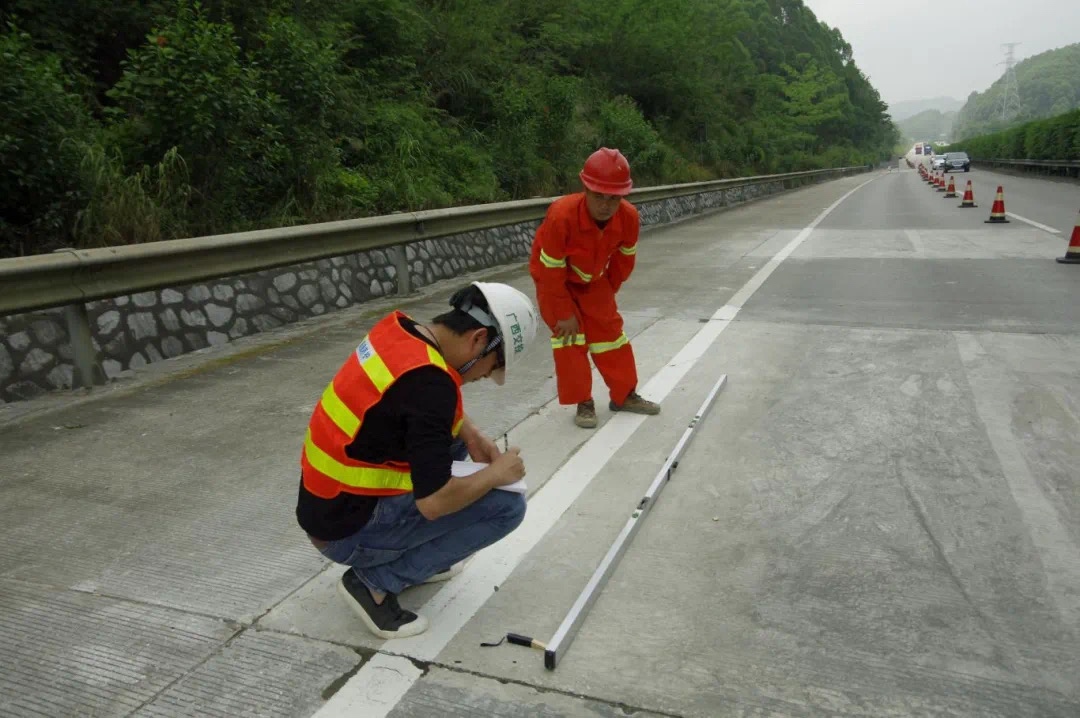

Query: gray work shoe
[[610, 391, 661, 415], [575, 399, 598, 428]]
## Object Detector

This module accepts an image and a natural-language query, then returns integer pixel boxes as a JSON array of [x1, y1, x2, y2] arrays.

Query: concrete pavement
[[2, 166, 1079, 717]]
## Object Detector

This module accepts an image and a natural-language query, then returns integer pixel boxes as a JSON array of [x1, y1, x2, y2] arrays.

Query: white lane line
[[1006, 212, 1060, 234], [313, 176, 876, 718]]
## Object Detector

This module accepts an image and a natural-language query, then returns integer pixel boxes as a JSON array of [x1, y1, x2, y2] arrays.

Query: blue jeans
[[317, 441, 526, 594]]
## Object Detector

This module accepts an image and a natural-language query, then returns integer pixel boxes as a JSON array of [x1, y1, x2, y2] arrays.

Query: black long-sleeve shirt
[[296, 317, 459, 540]]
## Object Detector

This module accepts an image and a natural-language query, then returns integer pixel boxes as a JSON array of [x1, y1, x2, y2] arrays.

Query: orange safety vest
[[301, 311, 465, 499]]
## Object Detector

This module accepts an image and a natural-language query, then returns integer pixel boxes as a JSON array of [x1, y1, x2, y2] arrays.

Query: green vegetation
[[1, 0, 897, 258], [944, 109, 1080, 161], [953, 43, 1080, 140]]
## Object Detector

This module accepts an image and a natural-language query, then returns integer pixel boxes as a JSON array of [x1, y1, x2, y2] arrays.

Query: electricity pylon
[[998, 43, 1021, 122]]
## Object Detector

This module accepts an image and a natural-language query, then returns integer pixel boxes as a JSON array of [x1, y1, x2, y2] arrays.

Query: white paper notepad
[[451, 461, 528, 495]]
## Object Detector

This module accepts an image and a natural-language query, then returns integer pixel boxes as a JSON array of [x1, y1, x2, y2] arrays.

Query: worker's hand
[[554, 316, 579, 342], [466, 432, 502, 463], [490, 447, 525, 486]]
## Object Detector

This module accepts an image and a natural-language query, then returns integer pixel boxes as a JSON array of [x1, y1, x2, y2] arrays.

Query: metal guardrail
[[0, 167, 861, 319], [983, 158, 1080, 168], [974, 158, 1080, 170]]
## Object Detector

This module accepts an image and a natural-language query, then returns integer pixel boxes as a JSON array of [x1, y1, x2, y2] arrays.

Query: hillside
[[0, 0, 897, 258], [888, 96, 963, 122], [953, 43, 1080, 140]]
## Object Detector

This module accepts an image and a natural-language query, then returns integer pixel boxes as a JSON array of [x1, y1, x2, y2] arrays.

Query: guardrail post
[[391, 245, 411, 296], [49, 248, 105, 390], [64, 301, 106, 389]]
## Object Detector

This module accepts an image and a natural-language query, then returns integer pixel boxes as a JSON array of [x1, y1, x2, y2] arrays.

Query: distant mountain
[[897, 109, 958, 144], [953, 43, 1080, 140], [888, 97, 964, 122]]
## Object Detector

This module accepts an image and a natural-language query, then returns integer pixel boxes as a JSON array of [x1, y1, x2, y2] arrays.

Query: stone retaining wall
[[0, 178, 802, 402]]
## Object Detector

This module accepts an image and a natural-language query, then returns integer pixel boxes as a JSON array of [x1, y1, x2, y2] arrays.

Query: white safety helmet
[[456, 281, 538, 385]]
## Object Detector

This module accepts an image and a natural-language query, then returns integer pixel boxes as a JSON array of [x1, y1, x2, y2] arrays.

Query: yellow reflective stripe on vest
[[357, 340, 394, 392], [589, 333, 628, 354], [619, 244, 637, 256], [551, 334, 587, 349], [539, 249, 566, 268], [321, 345, 446, 441], [452, 418, 464, 436], [569, 264, 593, 282], [304, 430, 412, 491], [427, 345, 447, 370], [320, 382, 360, 437]]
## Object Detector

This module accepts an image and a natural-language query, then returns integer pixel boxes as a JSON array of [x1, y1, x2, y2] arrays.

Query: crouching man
[[296, 282, 538, 638]]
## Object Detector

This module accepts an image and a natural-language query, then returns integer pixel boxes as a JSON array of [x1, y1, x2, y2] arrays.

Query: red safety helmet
[[579, 148, 633, 196]]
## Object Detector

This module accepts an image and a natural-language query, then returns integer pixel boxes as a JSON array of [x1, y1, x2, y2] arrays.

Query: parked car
[[931, 155, 946, 170], [943, 151, 971, 172]]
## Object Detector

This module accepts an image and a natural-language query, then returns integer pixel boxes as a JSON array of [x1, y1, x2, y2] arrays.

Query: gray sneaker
[[610, 391, 660, 415], [575, 399, 598, 428]]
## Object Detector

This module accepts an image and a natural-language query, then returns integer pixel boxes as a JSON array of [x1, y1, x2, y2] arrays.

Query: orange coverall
[[528, 193, 640, 405]]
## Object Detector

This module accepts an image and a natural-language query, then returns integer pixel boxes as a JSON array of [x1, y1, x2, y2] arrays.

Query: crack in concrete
[[893, 457, 1005, 658], [383, 652, 685, 718], [254, 624, 675, 715], [321, 659, 365, 701], [125, 623, 251, 717]]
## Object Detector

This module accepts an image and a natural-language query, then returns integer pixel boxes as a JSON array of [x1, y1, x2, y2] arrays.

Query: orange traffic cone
[[936, 172, 946, 192], [984, 186, 1010, 223], [1057, 209, 1080, 264], [958, 180, 977, 208], [943, 176, 957, 198]]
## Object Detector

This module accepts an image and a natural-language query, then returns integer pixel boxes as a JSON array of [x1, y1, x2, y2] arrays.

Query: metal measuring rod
[[543, 373, 728, 670]]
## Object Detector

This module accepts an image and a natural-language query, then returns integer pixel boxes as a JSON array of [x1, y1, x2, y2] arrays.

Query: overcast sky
[[802, 0, 1080, 105]]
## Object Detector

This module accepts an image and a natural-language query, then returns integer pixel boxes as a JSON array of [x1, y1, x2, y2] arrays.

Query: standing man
[[529, 147, 660, 428], [297, 282, 538, 639]]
